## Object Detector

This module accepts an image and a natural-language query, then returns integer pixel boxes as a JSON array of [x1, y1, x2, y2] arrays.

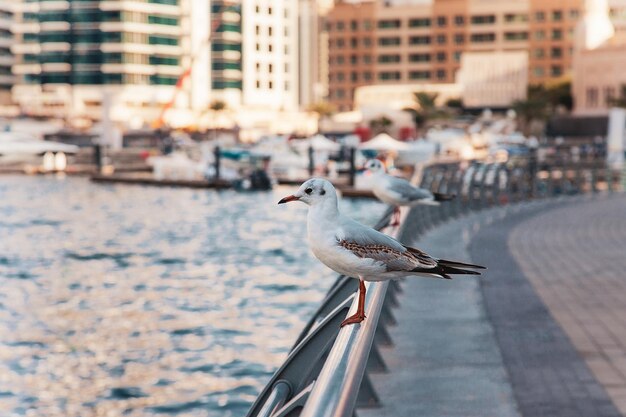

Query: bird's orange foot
[[340, 313, 366, 327]]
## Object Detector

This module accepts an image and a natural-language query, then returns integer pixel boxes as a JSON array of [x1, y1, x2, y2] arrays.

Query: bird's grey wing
[[338, 216, 405, 251], [386, 176, 434, 201], [338, 240, 437, 272], [336, 216, 438, 271]]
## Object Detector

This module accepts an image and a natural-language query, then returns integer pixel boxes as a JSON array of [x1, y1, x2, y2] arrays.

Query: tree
[[369, 115, 393, 134], [210, 100, 227, 112], [404, 92, 452, 130], [307, 101, 337, 133], [512, 82, 573, 136]]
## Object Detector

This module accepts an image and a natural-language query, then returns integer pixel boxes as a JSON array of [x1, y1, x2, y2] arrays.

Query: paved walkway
[[508, 196, 626, 414], [362, 195, 625, 417]]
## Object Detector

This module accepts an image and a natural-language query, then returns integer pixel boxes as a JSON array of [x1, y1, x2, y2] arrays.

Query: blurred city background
[[1, 0, 626, 416]]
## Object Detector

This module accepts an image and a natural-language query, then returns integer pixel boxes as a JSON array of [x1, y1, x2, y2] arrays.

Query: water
[[0, 175, 385, 417]]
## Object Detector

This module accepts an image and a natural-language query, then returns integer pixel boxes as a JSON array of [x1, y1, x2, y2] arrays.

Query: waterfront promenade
[[362, 194, 626, 417]]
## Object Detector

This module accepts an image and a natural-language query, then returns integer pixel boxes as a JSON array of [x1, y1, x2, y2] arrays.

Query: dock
[[90, 172, 232, 189]]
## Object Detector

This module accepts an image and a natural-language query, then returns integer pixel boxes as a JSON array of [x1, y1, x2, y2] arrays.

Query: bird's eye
[[305, 188, 313, 194]]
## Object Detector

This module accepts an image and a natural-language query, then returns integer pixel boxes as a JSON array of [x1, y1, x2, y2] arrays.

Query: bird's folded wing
[[338, 216, 406, 251], [339, 240, 437, 272], [387, 176, 434, 201]]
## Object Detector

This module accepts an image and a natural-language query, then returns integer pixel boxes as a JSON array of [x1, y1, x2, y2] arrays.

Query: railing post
[[214, 146, 221, 181]]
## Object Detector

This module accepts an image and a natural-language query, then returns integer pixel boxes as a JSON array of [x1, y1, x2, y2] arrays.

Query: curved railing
[[246, 157, 621, 417]]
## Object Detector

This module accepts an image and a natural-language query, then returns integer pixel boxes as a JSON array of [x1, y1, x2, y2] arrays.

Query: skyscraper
[[12, 0, 189, 122], [0, 1, 14, 105]]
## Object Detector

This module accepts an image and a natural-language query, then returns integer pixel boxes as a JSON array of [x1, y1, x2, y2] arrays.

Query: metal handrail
[[300, 281, 389, 417]]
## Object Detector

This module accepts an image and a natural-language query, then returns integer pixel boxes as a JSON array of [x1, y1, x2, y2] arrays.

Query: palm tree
[[369, 115, 393, 134], [307, 101, 336, 133], [208, 100, 227, 139]]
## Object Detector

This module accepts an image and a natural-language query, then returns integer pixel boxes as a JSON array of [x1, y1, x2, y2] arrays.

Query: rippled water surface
[[0, 175, 385, 417]]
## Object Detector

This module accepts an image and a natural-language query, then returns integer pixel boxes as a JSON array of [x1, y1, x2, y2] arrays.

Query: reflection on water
[[0, 176, 385, 417]]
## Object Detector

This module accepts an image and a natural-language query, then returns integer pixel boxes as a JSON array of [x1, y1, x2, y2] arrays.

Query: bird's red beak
[[278, 195, 299, 204]]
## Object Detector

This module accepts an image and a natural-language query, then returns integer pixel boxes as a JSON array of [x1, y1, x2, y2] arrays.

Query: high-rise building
[[326, 0, 585, 110], [12, 0, 190, 122], [0, 1, 14, 104]]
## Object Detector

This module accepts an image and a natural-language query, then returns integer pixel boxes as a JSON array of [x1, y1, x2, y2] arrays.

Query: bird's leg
[[390, 207, 401, 227], [341, 278, 367, 327]]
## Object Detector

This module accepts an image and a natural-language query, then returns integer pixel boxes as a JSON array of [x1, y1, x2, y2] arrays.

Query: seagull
[[365, 159, 455, 226], [278, 178, 484, 327]]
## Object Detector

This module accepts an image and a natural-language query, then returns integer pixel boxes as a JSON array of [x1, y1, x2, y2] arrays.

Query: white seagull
[[278, 178, 484, 327], [365, 159, 455, 226]]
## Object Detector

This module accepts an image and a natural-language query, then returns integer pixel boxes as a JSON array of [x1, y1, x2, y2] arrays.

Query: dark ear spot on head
[[320, 189, 326, 195]]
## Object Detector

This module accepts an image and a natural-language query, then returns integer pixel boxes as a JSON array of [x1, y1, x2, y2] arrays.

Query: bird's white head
[[364, 159, 385, 174], [278, 178, 337, 207]]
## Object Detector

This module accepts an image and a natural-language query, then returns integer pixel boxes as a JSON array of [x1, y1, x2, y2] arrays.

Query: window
[[454, 15, 464, 25], [471, 15, 495, 24], [336, 89, 345, 98], [586, 87, 598, 107], [269, 27, 272, 36], [255, 25, 260, 35], [378, 54, 401, 63], [148, 15, 178, 26], [378, 71, 401, 81], [351, 72, 358, 82], [409, 18, 430, 27], [436, 69, 446, 80], [409, 35, 431, 45], [336, 39, 345, 48], [534, 30, 545, 40], [409, 71, 430, 80], [552, 10, 562, 21], [268, 63, 273, 73], [351, 20, 358, 30], [470, 33, 495, 43], [363, 55, 372, 64], [605, 86, 616, 104], [504, 13, 528, 22], [436, 52, 446, 62], [268, 44, 273, 52], [409, 53, 430, 62], [570, 9, 579, 19], [436, 16, 447, 27], [551, 29, 562, 40], [504, 32, 528, 41], [350, 54, 358, 64], [535, 11, 545, 22], [336, 21, 345, 31], [285, 81, 289, 91], [350, 38, 358, 48], [533, 48, 545, 58], [453, 51, 461, 62], [436, 34, 446, 44], [363, 38, 372, 47], [363, 72, 372, 81], [533, 67, 544, 77], [378, 19, 401, 29], [256, 62, 261, 70], [551, 65, 562, 76], [454, 33, 464, 44], [551, 47, 562, 58], [364, 20, 372, 30], [337, 72, 345, 81], [337, 56, 345, 64], [378, 37, 401, 46], [268, 7, 272, 15], [268, 80, 273, 89]]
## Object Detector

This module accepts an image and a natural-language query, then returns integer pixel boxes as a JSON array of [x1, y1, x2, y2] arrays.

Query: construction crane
[[151, 3, 240, 129]]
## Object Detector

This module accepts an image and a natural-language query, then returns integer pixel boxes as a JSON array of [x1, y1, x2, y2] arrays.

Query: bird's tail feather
[[437, 259, 486, 270], [433, 192, 456, 202]]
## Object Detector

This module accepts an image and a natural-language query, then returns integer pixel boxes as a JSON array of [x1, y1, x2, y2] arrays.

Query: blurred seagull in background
[[278, 178, 484, 327], [365, 159, 455, 226]]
